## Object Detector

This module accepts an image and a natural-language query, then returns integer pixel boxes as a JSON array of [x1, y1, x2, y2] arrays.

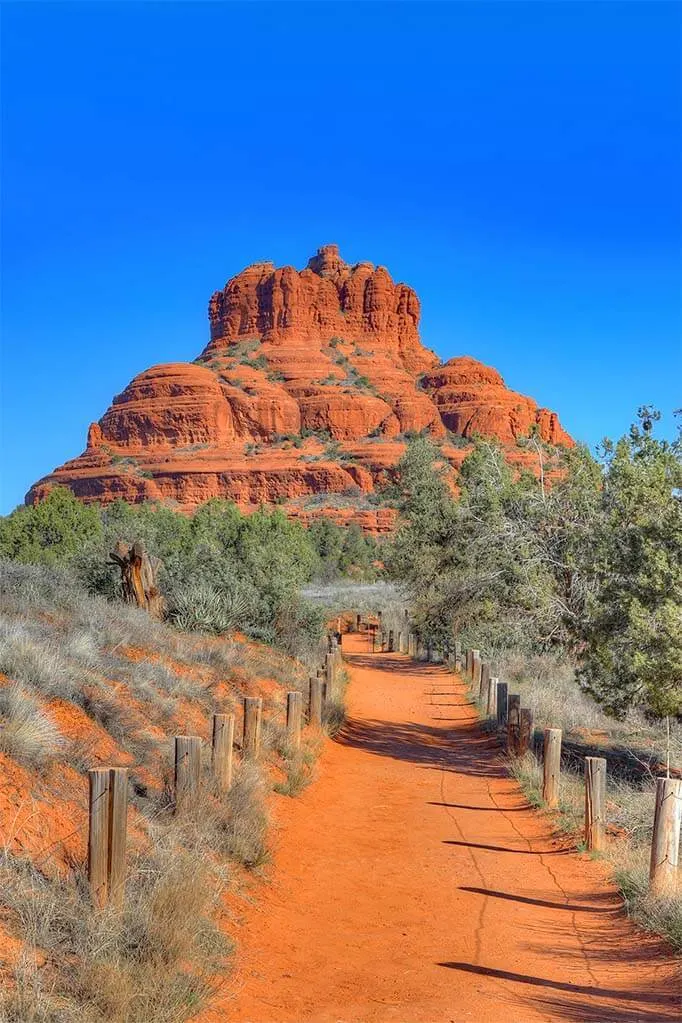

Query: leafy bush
[[386, 412, 682, 719]]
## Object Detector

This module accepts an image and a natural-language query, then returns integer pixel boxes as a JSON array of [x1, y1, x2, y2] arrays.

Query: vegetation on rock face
[[386, 410, 682, 719]]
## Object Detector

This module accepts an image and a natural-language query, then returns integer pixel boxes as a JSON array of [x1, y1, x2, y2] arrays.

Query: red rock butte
[[27, 245, 574, 531]]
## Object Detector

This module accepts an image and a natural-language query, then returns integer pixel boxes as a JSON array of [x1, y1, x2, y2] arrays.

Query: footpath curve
[[202, 634, 682, 1023]]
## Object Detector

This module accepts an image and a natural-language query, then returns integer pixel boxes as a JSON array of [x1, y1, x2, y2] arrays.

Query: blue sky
[[2, 1, 680, 513]]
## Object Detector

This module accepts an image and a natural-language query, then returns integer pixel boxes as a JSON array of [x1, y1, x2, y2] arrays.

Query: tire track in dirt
[[200, 634, 681, 1023]]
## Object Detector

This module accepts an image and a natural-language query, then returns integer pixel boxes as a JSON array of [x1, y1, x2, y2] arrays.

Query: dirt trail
[[203, 635, 681, 1023]]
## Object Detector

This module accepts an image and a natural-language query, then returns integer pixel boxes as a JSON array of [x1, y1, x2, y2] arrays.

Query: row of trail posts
[[364, 622, 682, 898], [87, 626, 347, 910], [460, 645, 682, 897]]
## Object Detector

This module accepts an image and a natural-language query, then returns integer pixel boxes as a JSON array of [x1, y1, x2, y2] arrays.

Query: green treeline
[[384, 409, 682, 719], [0, 493, 379, 655]]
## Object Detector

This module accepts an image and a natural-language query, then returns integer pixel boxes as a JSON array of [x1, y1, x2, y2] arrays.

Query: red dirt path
[[202, 635, 681, 1023]]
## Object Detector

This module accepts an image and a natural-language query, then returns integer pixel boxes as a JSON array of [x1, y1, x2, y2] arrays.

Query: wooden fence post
[[388, 630, 395, 652], [107, 767, 128, 909], [487, 676, 498, 718], [584, 757, 607, 852], [286, 691, 303, 750], [496, 682, 509, 728], [88, 768, 110, 909], [212, 713, 235, 794], [174, 735, 202, 814], [542, 729, 562, 808], [325, 652, 335, 699], [649, 777, 682, 894], [242, 697, 263, 759], [480, 661, 490, 701], [472, 651, 481, 692], [507, 695, 521, 754], [519, 708, 533, 756], [309, 676, 323, 729]]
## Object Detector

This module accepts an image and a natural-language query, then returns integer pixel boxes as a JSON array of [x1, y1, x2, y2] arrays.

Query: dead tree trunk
[[109, 540, 165, 619]]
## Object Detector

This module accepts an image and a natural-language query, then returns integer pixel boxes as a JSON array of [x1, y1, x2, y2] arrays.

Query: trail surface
[[204, 635, 681, 1023]]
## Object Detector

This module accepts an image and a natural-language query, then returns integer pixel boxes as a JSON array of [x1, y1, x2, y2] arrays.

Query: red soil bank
[[203, 635, 681, 1023], [27, 246, 573, 531]]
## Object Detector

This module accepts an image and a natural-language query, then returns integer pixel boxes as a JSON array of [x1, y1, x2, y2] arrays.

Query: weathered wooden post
[[472, 650, 481, 692], [486, 676, 498, 718], [107, 767, 128, 909], [212, 713, 235, 793], [88, 768, 111, 909], [542, 729, 562, 808], [356, 613, 362, 633], [242, 697, 262, 759], [381, 630, 387, 652], [286, 691, 303, 750], [174, 735, 202, 814], [325, 652, 335, 699], [397, 631, 403, 653], [519, 708, 534, 756], [584, 757, 607, 852], [480, 661, 490, 701], [388, 629, 395, 653], [649, 777, 682, 894], [507, 695, 521, 754], [496, 682, 509, 728], [309, 677, 323, 729]]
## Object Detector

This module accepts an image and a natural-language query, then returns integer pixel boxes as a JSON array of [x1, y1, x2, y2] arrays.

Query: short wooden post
[[242, 697, 262, 759], [309, 677, 323, 729], [388, 629, 395, 653], [480, 661, 490, 701], [356, 613, 361, 633], [496, 682, 509, 727], [518, 708, 533, 756], [584, 757, 607, 852], [472, 651, 481, 691], [325, 652, 335, 699], [107, 767, 128, 909], [381, 630, 387, 652], [88, 768, 110, 909], [286, 691, 303, 750], [486, 676, 498, 718], [454, 641, 462, 671], [649, 777, 682, 894], [212, 713, 235, 793], [542, 729, 562, 808], [507, 695, 521, 754], [174, 735, 202, 814]]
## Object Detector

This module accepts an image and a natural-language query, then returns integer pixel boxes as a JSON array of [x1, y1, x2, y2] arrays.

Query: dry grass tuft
[[0, 833, 231, 1023], [0, 684, 64, 769]]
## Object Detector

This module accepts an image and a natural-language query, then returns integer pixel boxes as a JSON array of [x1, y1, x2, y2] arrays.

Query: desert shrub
[[0, 835, 230, 1023], [167, 581, 254, 635], [0, 488, 102, 567], [0, 685, 63, 769], [214, 762, 269, 867]]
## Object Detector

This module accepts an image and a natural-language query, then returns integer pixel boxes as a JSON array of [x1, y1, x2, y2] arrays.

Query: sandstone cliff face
[[27, 246, 574, 531]]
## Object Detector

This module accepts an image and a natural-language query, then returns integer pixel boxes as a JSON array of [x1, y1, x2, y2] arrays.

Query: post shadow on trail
[[443, 839, 569, 855], [334, 715, 509, 780], [436, 962, 680, 1010], [458, 885, 620, 914]]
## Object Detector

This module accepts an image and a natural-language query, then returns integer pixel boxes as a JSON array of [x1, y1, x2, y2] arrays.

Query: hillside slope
[[28, 246, 573, 531]]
